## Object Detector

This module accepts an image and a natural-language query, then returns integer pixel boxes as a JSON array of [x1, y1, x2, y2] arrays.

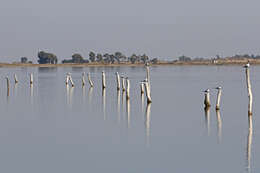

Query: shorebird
[[244, 61, 250, 68], [203, 89, 210, 93], [215, 86, 222, 90]]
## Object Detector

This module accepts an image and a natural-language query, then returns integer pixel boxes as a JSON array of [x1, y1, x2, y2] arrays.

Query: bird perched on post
[[244, 61, 250, 68]]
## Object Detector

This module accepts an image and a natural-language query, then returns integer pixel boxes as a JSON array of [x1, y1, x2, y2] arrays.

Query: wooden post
[[30, 73, 33, 86], [87, 72, 94, 87], [126, 78, 130, 100], [140, 82, 144, 95], [82, 72, 86, 86], [245, 67, 253, 116], [69, 74, 74, 87], [121, 76, 126, 92], [215, 87, 222, 110], [204, 89, 210, 109], [5, 77, 10, 89], [102, 71, 106, 89], [14, 74, 18, 84], [6, 77, 10, 96], [144, 81, 152, 103], [146, 65, 150, 86], [116, 72, 120, 90], [65, 73, 69, 85]]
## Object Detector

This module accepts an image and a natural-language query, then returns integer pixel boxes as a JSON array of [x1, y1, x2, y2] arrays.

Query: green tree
[[89, 51, 96, 62], [72, 53, 84, 63], [96, 53, 103, 62], [38, 51, 57, 64]]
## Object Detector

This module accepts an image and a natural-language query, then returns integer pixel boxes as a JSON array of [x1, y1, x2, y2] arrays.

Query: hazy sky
[[0, 0, 260, 62]]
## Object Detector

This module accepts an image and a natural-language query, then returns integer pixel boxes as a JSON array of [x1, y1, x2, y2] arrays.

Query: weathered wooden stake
[[14, 74, 18, 84], [65, 74, 69, 85], [140, 82, 144, 95], [102, 71, 106, 89], [69, 75, 74, 87], [30, 73, 33, 86], [215, 87, 222, 110], [126, 77, 130, 100], [245, 67, 253, 116], [5, 77, 10, 89], [144, 81, 152, 103], [116, 72, 120, 90], [146, 65, 150, 86], [121, 76, 126, 92], [82, 72, 86, 86], [203, 89, 210, 109], [87, 72, 94, 87]]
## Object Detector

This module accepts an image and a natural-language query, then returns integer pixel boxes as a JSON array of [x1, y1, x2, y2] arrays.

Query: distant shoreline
[[0, 59, 259, 67]]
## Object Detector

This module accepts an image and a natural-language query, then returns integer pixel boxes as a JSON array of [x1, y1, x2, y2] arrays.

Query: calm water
[[0, 66, 258, 173]]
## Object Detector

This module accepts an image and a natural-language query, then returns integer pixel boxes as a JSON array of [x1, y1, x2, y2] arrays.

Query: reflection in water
[[14, 83, 18, 98], [69, 86, 74, 108], [246, 116, 253, 173], [66, 85, 70, 105], [38, 67, 57, 73], [204, 108, 210, 136], [122, 91, 125, 113], [82, 85, 86, 103], [30, 84, 33, 105], [6, 87, 10, 104], [88, 87, 93, 104], [216, 110, 222, 143], [117, 90, 121, 123], [102, 89, 106, 120], [126, 99, 130, 128], [141, 93, 144, 113], [145, 103, 151, 147]]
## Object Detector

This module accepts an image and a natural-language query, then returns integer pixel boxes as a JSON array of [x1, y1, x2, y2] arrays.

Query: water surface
[[0, 66, 258, 173]]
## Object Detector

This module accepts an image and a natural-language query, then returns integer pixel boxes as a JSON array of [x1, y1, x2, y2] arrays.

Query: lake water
[[0, 66, 258, 173]]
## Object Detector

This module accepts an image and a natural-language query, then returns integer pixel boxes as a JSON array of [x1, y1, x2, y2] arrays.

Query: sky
[[0, 0, 260, 63]]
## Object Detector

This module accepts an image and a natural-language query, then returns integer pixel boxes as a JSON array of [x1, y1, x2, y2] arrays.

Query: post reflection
[[117, 90, 121, 123], [141, 93, 144, 112], [69, 86, 74, 108], [6, 87, 10, 104], [88, 87, 93, 104], [126, 99, 130, 128], [82, 85, 86, 103], [102, 89, 106, 120], [145, 103, 151, 147], [30, 84, 33, 105], [216, 110, 222, 143], [66, 85, 70, 105], [204, 108, 210, 136], [122, 90, 125, 113], [246, 116, 253, 173], [14, 83, 18, 98]]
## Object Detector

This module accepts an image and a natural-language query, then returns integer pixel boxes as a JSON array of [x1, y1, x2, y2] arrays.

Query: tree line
[[35, 51, 158, 64], [19, 51, 260, 64]]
